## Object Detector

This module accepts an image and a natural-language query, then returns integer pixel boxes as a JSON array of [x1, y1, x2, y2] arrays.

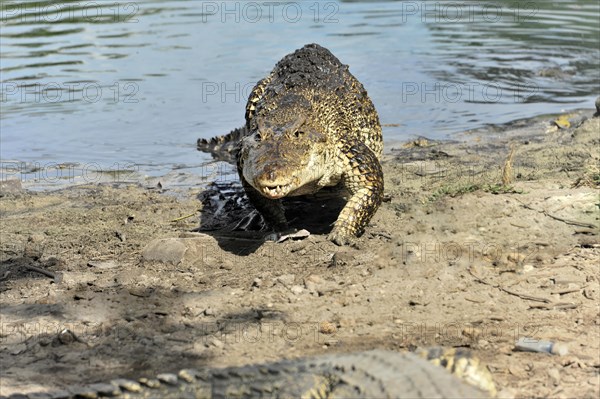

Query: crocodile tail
[[197, 126, 248, 163]]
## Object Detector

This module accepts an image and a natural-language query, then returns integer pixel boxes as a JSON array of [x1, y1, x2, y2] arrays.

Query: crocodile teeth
[[262, 184, 290, 198]]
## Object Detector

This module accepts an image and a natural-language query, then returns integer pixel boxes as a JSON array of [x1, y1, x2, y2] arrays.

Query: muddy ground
[[1, 111, 599, 398]]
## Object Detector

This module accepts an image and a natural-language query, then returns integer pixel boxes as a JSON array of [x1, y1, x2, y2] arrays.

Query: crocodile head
[[240, 98, 330, 199]]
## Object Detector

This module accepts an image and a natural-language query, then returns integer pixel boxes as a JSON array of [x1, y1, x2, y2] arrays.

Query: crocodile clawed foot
[[327, 229, 355, 246]]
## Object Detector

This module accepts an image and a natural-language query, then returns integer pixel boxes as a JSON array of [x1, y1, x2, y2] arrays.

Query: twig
[[468, 267, 551, 303], [24, 265, 62, 283], [514, 198, 598, 229], [170, 212, 198, 222], [500, 287, 551, 303], [529, 302, 579, 310], [502, 144, 515, 186]]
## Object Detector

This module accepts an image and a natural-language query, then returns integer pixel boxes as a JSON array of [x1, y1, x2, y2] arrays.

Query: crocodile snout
[[254, 163, 294, 199]]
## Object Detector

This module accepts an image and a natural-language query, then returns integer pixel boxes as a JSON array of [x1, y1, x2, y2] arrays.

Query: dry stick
[[468, 267, 551, 303], [514, 198, 598, 230], [170, 212, 198, 222], [24, 265, 61, 283], [502, 143, 515, 186]]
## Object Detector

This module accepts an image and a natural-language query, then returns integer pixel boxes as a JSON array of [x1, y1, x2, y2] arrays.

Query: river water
[[1, 0, 598, 181]]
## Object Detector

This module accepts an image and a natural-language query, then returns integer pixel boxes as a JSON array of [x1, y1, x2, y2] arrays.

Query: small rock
[[220, 259, 234, 270], [276, 274, 295, 287], [332, 251, 354, 267], [138, 378, 161, 388], [111, 379, 142, 393], [55, 329, 77, 345], [87, 260, 118, 270], [319, 321, 337, 335], [157, 374, 179, 385], [141, 238, 187, 265], [210, 338, 224, 348], [522, 264, 535, 273], [203, 307, 215, 316], [178, 369, 197, 383], [290, 285, 304, 295], [477, 339, 490, 349], [547, 368, 560, 385], [252, 278, 263, 288]]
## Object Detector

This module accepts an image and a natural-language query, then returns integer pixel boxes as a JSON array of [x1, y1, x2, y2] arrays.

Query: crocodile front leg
[[241, 177, 288, 231], [328, 141, 384, 245]]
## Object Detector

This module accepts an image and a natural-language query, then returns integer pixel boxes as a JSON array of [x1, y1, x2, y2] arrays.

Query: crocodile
[[198, 44, 384, 245], [12, 348, 496, 398]]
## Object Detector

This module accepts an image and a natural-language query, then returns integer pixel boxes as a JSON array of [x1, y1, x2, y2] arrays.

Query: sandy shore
[[1, 110, 598, 398]]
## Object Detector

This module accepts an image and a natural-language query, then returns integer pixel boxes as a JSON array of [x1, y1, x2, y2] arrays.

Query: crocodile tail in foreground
[[15, 350, 493, 398]]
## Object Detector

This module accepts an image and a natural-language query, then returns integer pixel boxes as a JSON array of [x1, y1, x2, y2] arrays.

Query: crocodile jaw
[[260, 183, 292, 199]]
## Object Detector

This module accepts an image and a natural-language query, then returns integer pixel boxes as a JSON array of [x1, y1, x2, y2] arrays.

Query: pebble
[[276, 274, 295, 287], [210, 338, 224, 348], [141, 238, 187, 265], [523, 264, 535, 273], [319, 321, 337, 335], [57, 329, 77, 345], [203, 307, 215, 316], [290, 285, 304, 295], [332, 251, 354, 267], [157, 374, 179, 385], [547, 368, 560, 385], [252, 278, 262, 288], [111, 379, 142, 392], [178, 369, 197, 383], [87, 260, 118, 270], [138, 378, 161, 388]]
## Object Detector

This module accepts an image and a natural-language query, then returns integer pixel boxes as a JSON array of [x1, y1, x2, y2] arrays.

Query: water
[[1, 0, 598, 181]]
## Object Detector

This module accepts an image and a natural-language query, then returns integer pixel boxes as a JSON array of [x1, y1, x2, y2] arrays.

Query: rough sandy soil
[[1, 111, 598, 398]]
